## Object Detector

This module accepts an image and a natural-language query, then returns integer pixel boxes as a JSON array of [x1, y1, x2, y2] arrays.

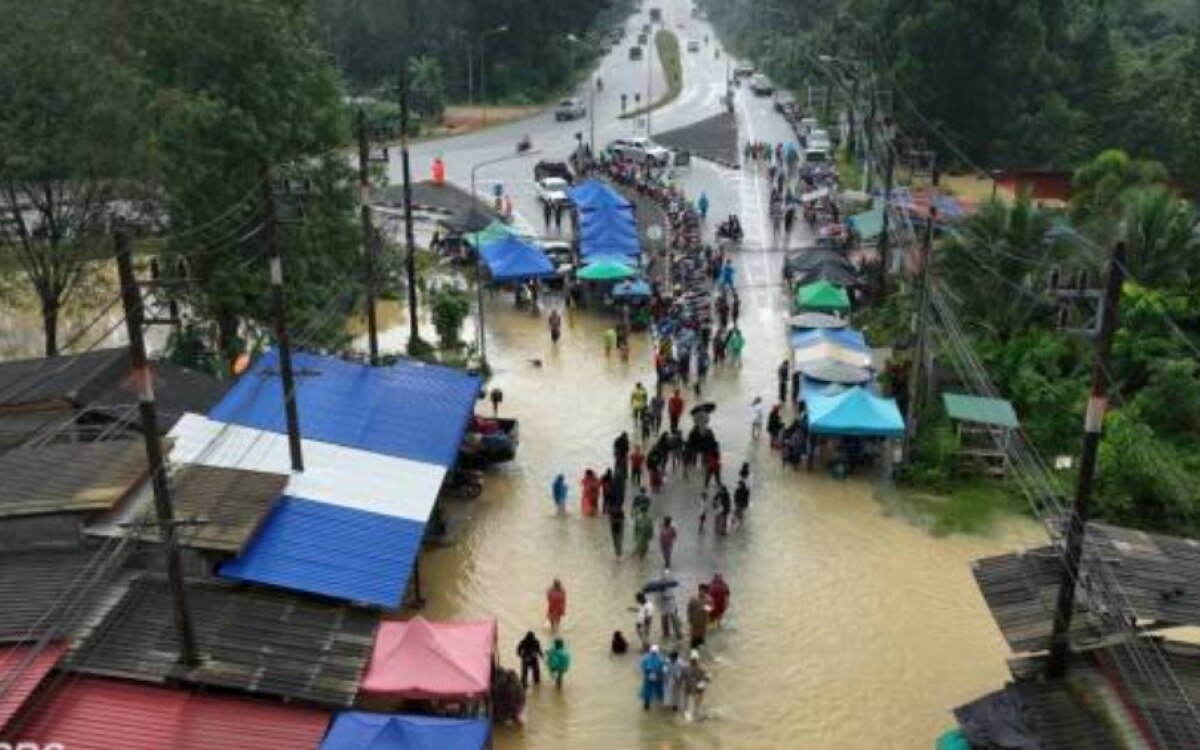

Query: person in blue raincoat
[[697, 192, 710, 221], [552, 474, 568, 516], [639, 644, 667, 709]]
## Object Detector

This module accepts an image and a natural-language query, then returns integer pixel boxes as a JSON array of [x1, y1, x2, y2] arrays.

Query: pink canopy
[[360, 617, 497, 700]]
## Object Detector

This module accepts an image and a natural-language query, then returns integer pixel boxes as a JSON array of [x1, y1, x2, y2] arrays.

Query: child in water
[[547, 637, 572, 688]]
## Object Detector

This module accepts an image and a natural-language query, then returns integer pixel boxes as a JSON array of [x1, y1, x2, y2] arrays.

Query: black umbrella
[[642, 578, 680, 594], [690, 402, 717, 416]]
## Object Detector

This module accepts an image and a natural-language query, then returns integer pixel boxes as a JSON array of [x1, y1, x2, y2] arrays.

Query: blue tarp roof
[[790, 327, 869, 352], [209, 350, 481, 468], [568, 179, 632, 212], [808, 386, 905, 437], [220, 497, 426, 608], [579, 206, 637, 233], [579, 216, 640, 259], [321, 713, 490, 750], [478, 235, 556, 283]]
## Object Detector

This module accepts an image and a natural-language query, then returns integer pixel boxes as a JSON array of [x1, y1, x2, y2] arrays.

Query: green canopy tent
[[577, 258, 635, 281], [465, 220, 517, 249], [795, 280, 850, 312]]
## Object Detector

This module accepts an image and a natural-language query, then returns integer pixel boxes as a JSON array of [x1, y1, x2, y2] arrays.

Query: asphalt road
[[395, 0, 814, 321]]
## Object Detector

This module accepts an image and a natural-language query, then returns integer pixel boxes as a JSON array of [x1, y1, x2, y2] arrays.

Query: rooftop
[[0, 440, 150, 519]]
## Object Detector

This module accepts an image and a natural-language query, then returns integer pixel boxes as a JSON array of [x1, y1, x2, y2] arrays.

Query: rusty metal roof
[[0, 547, 127, 644], [0, 440, 150, 518], [65, 576, 378, 707], [132, 466, 286, 553]]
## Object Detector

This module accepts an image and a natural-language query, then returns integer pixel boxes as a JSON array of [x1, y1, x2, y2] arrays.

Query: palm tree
[[939, 192, 1067, 341], [1118, 186, 1199, 290]]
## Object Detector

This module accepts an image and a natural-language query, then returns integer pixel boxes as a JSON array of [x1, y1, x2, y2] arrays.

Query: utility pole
[[398, 68, 421, 348], [877, 149, 895, 293], [115, 228, 199, 668], [905, 205, 937, 457], [646, 33, 654, 137], [1048, 242, 1127, 677], [260, 164, 304, 472], [356, 109, 380, 365]]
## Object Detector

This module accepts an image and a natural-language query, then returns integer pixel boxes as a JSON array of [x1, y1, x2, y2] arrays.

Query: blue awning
[[790, 327, 869, 352], [579, 206, 636, 233], [321, 713, 490, 750], [568, 179, 633, 212], [808, 386, 905, 437], [209, 351, 481, 467], [219, 498, 425, 608], [579, 215, 640, 259], [478, 235, 556, 283]]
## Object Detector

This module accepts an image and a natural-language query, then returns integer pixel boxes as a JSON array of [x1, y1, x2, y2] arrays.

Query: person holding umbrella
[[645, 572, 681, 640]]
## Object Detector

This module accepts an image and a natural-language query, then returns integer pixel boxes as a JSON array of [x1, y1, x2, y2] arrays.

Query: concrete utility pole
[[1048, 242, 1127, 677], [115, 228, 199, 667], [905, 205, 938, 457], [356, 109, 380, 364], [398, 68, 421, 347], [260, 164, 304, 473]]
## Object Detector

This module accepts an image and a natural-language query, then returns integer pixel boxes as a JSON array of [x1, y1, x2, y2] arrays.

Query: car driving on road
[[536, 177, 571, 206], [687, 39, 700, 52], [555, 98, 586, 122], [533, 160, 573, 184], [749, 74, 774, 96], [607, 136, 671, 166], [629, 46, 643, 61]]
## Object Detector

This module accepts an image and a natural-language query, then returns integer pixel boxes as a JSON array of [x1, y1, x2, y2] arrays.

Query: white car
[[749, 74, 774, 96], [686, 39, 700, 52], [608, 136, 671, 166], [536, 177, 571, 206], [798, 117, 820, 134], [808, 129, 832, 150], [555, 98, 586, 121]]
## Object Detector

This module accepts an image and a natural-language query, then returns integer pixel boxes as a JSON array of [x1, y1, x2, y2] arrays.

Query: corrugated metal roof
[[0, 440, 149, 518], [0, 349, 126, 409], [208, 350, 481, 467], [89, 361, 228, 431], [0, 547, 124, 644], [169, 415, 446, 521], [943, 392, 1020, 428], [0, 642, 67, 731], [10, 676, 331, 750], [65, 576, 377, 707], [219, 498, 426, 608]]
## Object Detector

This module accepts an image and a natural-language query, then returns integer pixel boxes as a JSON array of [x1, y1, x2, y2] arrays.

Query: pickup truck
[[608, 136, 671, 167]]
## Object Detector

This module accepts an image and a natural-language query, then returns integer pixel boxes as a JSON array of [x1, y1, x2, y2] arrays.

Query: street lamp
[[565, 34, 596, 155], [479, 25, 510, 127], [469, 148, 541, 365]]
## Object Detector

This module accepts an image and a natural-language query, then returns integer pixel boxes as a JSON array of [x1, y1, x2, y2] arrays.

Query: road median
[[619, 29, 682, 120]]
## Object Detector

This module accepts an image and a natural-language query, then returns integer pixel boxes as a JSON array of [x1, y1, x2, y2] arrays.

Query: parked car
[[533, 160, 573, 184], [555, 98, 586, 121], [629, 45, 643, 61], [607, 136, 671, 166], [536, 177, 571, 206], [733, 64, 755, 80], [749, 74, 774, 96], [541, 240, 574, 285], [798, 117, 820, 134], [808, 129, 832, 150], [804, 148, 830, 165], [774, 91, 796, 113], [686, 39, 700, 52]]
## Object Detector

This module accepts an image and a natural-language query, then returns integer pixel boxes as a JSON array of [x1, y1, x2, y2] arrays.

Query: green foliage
[[882, 479, 1031, 537], [1070, 149, 1168, 225], [408, 55, 446, 123], [1118, 185, 1200, 288], [317, 0, 634, 103], [430, 286, 471, 348], [1133, 359, 1200, 440]]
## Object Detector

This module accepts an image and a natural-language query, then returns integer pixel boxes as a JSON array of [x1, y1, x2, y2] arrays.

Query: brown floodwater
[[405, 281, 1042, 750]]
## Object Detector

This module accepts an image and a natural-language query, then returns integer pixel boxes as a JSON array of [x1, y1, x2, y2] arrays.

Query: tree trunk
[[41, 298, 59, 357]]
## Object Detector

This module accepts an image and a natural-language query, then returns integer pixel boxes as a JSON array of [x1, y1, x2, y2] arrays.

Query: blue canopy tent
[[579, 206, 638, 234], [579, 218, 641, 260], [568, 179, 633, 212], [321, 713, 489, 750], [808, 386, 905, 437], [478, 235, 556, 283], [790, 327, 869, 352]]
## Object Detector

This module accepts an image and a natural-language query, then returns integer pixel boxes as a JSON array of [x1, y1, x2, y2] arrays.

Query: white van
[[804, 148, 830, 165]]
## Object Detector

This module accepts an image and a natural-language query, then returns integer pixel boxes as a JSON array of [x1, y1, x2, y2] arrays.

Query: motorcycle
[[443, 468, 483, 499], [516, 135, 532, 154], [716, 216, 744, 242]]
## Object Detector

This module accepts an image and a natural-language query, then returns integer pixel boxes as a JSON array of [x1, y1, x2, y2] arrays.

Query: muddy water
[[412, 284, 1042, 749]]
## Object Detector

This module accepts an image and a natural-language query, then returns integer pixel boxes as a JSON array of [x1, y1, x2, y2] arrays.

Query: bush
[[431, 287, 471, 349]]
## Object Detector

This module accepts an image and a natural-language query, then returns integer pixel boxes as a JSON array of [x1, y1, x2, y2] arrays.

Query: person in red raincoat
[[707, 573, 730, 628], [581, 469, 601, 516], [547, 579, 567, 632], [668, 389, 685, 432]]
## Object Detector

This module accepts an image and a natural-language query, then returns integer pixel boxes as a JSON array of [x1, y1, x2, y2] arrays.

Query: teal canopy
[[849, 206, 885, 240], [808, 386, 905, 437]]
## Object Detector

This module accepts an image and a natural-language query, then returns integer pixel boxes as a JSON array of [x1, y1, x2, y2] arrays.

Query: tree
[[939, 193, 1066, 341], [0, 0, 144, 355], [430, 286, 470, 348], [408, 55, 446, 124], [127, 0, 359, 367], [1118, 185, 1199, 288], [1069, 149, 1167, 225]]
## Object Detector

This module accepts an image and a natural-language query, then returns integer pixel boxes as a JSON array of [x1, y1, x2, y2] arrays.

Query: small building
[[942, 392, 1019, 478]]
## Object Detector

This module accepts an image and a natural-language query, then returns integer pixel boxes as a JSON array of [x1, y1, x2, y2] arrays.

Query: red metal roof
[[0, 642, 67, 731], [10, 676, 331, 749]]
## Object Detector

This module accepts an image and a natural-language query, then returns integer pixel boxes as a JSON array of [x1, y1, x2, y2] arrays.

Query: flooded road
[[413, 285, 1041, 748]]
